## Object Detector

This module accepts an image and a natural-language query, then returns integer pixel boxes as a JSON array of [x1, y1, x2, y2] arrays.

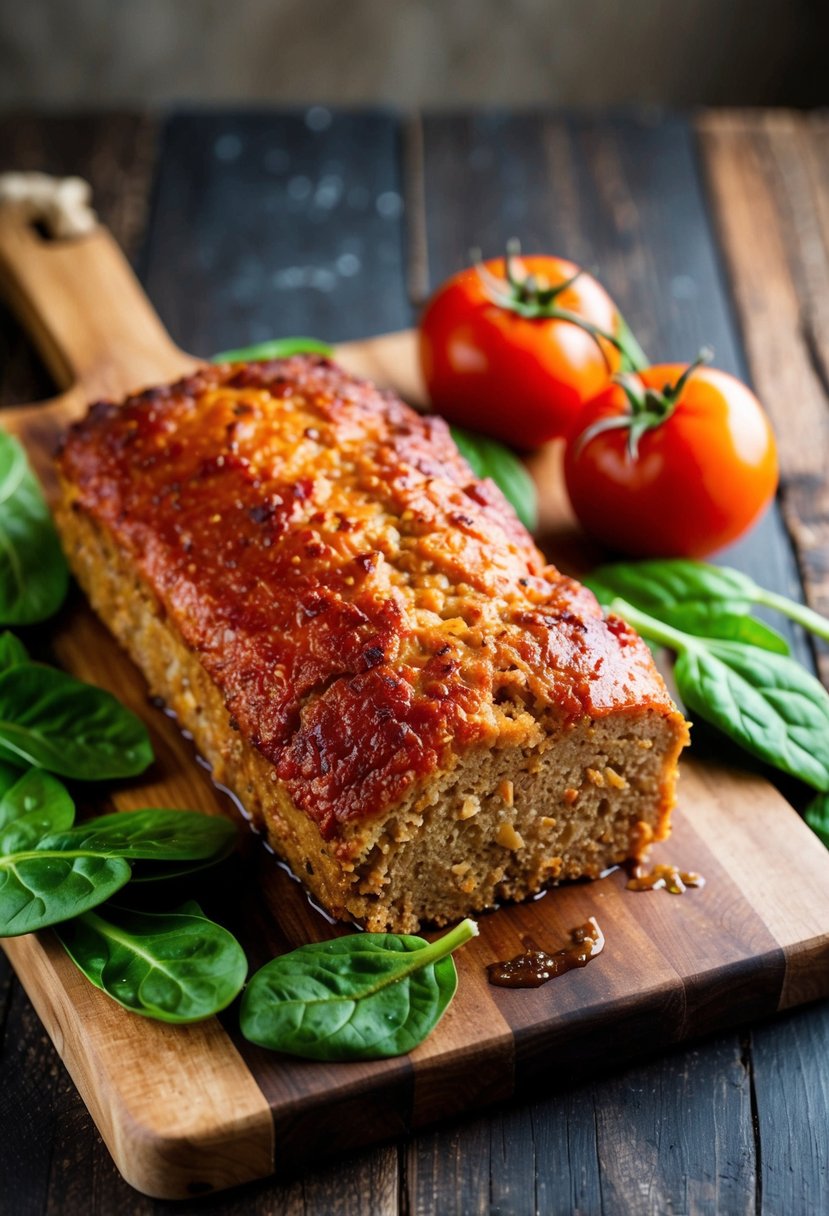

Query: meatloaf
[[55, 356, 689, 932]]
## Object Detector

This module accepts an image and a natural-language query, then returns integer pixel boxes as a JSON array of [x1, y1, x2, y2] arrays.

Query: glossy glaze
[[58, 357, 678, 837]]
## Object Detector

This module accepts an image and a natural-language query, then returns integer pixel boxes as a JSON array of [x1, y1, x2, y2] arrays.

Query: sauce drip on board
[[625, 862, 706, 894], [486, 917, 604, 989]]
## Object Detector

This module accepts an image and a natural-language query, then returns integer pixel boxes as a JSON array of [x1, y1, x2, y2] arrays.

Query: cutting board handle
[[0, 207, 198, 409]]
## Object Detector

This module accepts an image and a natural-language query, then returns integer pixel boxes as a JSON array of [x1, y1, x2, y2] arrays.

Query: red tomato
[[564, 363, 779, 558], [419, 253, 622, 447]]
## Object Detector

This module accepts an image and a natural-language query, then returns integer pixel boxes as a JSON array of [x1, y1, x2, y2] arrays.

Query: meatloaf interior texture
[[55, 357, 689, 932]]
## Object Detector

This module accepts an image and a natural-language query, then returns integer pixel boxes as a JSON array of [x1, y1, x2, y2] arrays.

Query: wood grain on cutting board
[[0, 199, 828, 1199]]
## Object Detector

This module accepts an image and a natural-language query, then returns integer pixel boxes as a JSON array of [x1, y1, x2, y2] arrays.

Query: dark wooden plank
[[407, 1117, 491, 1216], [590, 1038, 756, 1216], [406, 1036, 754, 1216], [152, 1144, 398, 1216], [0, 989, 56, 1215], [750, 1005, 829, 1216], [0, 113, 157, 267], [141, 108, 412, 356]]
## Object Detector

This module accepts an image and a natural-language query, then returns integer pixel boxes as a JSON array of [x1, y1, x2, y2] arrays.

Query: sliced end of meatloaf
[[55, 356, 689, 932]]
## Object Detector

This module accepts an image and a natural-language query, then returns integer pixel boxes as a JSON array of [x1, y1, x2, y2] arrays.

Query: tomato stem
[[576, 348, 714, 462], [660, 347, 713, 405], [503, 238, 583, 306], [472, 241, 622, 369]]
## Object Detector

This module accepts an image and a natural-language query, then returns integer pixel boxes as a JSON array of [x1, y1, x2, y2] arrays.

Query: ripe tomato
[[564, 361, 779, 558], [419, 250, 623, 448]]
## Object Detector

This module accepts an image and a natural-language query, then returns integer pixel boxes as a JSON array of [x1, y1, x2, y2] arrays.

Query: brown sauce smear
[[487, 917, 604, 988], [625, 861, 705, 894]]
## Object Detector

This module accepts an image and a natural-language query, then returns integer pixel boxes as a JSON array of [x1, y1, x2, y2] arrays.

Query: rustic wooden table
[[0, 108, 827, 1216]]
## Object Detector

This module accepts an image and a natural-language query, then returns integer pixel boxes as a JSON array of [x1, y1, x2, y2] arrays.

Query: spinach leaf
[[39, 808, 236, 862], [451, 426, 538, 532], [0, 664, 152, 779], [588, 569, 782, 656], [0, 428, 28, 502], [589, 577, 788, 653], [609, 595, 829, 791], [240, 918, 478, 1060], [0, 808, 236, 936], [679, 614, 789, 654], [0, 631, 29, 673], [674, 640, 829, 790], [587, 560, 757, 633], [56, 901, 247, 1023], [0, 430, 69, 625], [0, 852, 131, 935], [0, 769, 75, 854], [588, 559, 756, 612], [127, 837, 237, 884], [212, 337, 333, 363], [589, 558, 829, 645], [805, 792, 829, 849]]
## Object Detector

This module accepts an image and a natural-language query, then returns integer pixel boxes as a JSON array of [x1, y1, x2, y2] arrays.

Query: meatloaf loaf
[[55, 356, 689, 932]]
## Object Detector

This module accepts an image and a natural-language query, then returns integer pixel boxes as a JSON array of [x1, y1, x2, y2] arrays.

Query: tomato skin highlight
[[564, 365, 779, 558], [419, 256, 622, 448]]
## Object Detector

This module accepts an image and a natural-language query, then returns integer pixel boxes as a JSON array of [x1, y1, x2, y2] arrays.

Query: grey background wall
[[2, 0, 827, 110]]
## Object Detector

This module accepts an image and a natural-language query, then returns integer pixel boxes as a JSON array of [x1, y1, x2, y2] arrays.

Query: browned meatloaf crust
[[55, 356, 689, 932]]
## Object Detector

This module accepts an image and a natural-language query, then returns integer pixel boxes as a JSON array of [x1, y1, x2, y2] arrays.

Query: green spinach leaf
[[679, 614, 789, 654], [589, 568, 787, 652], [0, 664, 153, 779], [587, 560, 757, 630], [450, 426, 538, 531], [0, 851, 131, 935], [0, 769, 75, 854], [588, 559, 757, 614], [127, 837, 238, 884], [57, 901, 247, 1023], [212, 337, 333, 363], [589, 558, 829, 645], [240, 918, 477, 1060], [0, 808, 236, 936], [590, 581, 788, 653], [39, 808, 236, 862], [0, 631, 29, 673], [0, 431, 69, 625], [675, 641, 829, 790]]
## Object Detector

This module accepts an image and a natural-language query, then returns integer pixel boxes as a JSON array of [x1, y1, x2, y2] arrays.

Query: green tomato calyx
[[472, 240, 620, 366], [575, 347, 713, 461]]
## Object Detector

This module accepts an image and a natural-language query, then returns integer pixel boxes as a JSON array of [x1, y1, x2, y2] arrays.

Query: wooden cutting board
[[1, 209, 828, 1201]]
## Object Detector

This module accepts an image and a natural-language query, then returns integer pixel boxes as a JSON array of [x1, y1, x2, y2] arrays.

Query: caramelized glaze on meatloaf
[[55, 356, 689, 931]]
